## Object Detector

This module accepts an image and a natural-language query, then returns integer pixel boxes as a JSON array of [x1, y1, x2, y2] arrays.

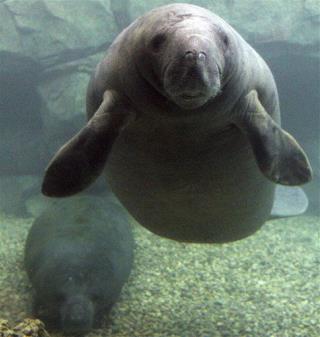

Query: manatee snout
[[184, 50, 206, 63], [163, 35, 221, 109], [60, 295, 94, 335]]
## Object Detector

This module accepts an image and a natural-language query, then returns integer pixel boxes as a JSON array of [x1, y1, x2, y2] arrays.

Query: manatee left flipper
[[236, 90, 312, 186], [42, 90, 134, 197]]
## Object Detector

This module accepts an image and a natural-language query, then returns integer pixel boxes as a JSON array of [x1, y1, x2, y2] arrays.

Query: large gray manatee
[[42, 3, 312, 243]]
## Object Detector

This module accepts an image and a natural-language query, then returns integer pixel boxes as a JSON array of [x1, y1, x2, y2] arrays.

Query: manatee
[[24, 196, 134, 335], [42, 4, 312, 243]]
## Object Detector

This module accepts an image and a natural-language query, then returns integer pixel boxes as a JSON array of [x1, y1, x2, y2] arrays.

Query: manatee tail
[[270, 185, 309, 219]]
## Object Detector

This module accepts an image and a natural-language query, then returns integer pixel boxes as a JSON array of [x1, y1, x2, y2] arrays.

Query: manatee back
[[24, 195, 134, 303]]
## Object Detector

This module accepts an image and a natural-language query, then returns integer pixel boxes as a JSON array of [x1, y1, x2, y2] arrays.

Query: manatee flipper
[[236, 90, 312, 185], [270, 185, 309, 219], [42, 90, 134, 197]]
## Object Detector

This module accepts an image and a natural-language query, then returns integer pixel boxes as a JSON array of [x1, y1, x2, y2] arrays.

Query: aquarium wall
[[0, 0, 319, 215]]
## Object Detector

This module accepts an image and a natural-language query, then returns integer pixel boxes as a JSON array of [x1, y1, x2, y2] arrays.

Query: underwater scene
[[0, 0, 319, 336]]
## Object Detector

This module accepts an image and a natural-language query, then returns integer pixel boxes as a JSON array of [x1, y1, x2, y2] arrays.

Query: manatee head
[[60, 293, 94, 335], [33, 260, 115, 334], [136, 14, 230, 110]]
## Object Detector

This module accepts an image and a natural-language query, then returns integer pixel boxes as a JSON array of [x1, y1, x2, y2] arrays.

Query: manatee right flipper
[[236, 90, 312, 186], [42, 90, 134, 197]]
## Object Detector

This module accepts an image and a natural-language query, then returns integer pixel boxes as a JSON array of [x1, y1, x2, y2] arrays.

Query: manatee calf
[[42, 3, 312, 243], [24, 196, 134, 335]]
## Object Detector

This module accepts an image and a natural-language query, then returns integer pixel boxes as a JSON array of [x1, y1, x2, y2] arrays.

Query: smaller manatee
[[24, 196, 134, 335]]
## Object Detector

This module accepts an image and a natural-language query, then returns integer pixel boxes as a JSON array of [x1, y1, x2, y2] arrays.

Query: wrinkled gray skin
[[42, 4, 312, 243], [24, 196, 134, 335]]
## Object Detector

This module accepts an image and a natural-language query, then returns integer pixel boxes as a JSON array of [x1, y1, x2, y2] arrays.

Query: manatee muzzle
[[163, 36, 221, 109], [60, 295, 94, 335]]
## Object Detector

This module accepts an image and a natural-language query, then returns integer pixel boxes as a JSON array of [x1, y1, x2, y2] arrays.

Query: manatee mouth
[[179, 93, 205, 100], [170, 91, 211, 109]]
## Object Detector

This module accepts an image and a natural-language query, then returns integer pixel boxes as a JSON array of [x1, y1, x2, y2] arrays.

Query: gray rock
[[2, 0, 118, 64]]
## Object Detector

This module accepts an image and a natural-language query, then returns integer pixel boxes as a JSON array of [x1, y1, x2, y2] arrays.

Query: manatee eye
[[150, 33, 167, 52], [221, 32, 229, 49]]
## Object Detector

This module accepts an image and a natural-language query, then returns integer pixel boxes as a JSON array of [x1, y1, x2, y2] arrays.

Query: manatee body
[[42, 4, 312, 243], [24, 196, 134, 335]]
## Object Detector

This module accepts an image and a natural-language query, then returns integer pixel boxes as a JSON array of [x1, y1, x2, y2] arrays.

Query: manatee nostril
[[198, 52, 206, 62], [184, 51, 206, 63], [184, 51, 195, 61]]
